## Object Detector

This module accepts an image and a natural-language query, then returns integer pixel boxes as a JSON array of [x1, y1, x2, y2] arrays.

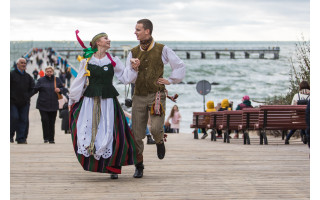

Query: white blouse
[[68, 54, 138, 106]]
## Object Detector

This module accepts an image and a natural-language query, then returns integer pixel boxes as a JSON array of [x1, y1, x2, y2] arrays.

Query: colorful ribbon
[[75, 30, 87, 49], [83, 47, 98, 58]]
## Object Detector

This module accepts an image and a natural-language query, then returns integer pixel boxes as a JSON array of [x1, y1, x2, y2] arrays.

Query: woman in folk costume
[[69, 31, 140, 179]]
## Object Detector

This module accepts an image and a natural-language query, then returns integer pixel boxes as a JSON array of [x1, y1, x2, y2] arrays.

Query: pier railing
[[55, 46, 280, 59]]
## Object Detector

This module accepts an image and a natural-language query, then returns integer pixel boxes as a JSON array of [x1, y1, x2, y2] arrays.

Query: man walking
[[127, 19, 186, 178], [10, 58, 35, 144]]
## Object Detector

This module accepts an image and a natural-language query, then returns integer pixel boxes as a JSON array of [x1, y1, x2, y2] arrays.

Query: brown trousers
[[132, 91, 166, 163]]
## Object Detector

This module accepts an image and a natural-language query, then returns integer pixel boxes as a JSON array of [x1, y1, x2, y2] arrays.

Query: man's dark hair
[[299, 81, 310, 90], [137, 19, 153, 35]]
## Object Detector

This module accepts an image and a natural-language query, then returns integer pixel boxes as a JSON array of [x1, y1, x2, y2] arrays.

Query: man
[[10, 58, 35, 144], [127, 19, 186, 178]]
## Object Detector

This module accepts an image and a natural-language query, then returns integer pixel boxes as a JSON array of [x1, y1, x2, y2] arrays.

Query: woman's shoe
[[201, 133, 208, 139], [110, 173, 118, 179]]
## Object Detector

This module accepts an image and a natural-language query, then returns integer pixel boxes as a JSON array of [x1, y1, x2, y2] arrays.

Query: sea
[[10, 40, 300, 133]]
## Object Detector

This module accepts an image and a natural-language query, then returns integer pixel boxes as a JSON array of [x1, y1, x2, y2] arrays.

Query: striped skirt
[[69, 97, 137, 174]]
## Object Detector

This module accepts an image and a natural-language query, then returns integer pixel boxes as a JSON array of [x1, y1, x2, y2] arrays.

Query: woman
[[285, 81, 310, 145], [69, 32, 139, 179], [33, 66, 66, 144]]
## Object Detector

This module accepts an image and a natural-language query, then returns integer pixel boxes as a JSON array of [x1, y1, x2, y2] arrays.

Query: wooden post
[[201, 52, 206, 59], [245, 52, 250, 59], [230, 52, 235, 59], [215, 52, 220, 59], [274, 53, 279, 59], [259, 53, 264, 59], [186, 52, 190, 59]]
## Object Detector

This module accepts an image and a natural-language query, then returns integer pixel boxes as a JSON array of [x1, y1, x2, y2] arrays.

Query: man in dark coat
[[10, 58, 35, 144]]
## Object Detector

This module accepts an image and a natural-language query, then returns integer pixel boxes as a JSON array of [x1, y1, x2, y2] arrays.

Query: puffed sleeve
[[68, 59, 87, 106], [162, 46, 186, 84], [113, 55, 138, 84]]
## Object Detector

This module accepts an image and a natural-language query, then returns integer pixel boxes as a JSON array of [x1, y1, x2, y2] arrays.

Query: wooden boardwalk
[[11, 96, 310, 199]]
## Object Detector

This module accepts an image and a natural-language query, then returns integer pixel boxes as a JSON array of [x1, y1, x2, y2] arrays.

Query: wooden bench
[[190, 112, 211, 139], [219, 110, 243, 143], [207, 111, 224, 141], [256, 105, 307, 145], [239, 108, 260, 145]]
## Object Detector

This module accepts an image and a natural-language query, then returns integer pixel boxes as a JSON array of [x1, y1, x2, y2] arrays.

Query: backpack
[[297, 93, 310, 105]]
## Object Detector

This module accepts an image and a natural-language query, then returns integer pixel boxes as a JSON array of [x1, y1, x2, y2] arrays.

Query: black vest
[[83, 63, 119, 98]]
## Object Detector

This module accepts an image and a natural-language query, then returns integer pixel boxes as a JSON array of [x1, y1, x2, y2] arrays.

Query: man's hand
[[55, 88, 60, 93], [157, 78, 170, 85], [130, 58, 140, 71]]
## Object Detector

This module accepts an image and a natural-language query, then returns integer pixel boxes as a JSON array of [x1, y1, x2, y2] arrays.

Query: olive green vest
[[83, 63, 119, 98], [131, 42, 165, 96]]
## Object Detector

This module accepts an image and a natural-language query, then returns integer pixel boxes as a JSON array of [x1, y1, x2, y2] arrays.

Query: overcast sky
[[10, 0, 310, 41]]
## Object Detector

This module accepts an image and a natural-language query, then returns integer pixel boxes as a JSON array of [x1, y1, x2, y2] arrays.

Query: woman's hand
[[157, 78, 170, 85], [130, 58, 140, 71], [55, 88, 60, 93]]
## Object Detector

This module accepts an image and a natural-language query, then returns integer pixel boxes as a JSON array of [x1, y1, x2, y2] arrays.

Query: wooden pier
[[10, 95, 310, 199], [56, 46, 280, 59]]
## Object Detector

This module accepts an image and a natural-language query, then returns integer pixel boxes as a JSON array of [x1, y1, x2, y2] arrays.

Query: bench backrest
[[222, 110, 243, 130], [258, 105, 307, 130], [190, 112, 211, 128], [208, 111, 224, 129], [241, 108, 260, 130]]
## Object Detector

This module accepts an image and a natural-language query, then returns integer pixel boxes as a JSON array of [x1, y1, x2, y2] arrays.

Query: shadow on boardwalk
[[11, 97, 310, 200]]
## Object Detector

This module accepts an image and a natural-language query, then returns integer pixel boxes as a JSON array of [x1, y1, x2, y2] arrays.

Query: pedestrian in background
[[10, 58, 34, 144], [32, 66, 66, 144]]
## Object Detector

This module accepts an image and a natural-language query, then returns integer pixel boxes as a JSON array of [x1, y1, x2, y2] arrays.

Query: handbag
[[54, 77, 63, 100]]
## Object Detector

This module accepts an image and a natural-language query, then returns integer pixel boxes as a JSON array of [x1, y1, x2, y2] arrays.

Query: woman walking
[[32, 66, 66, 143], [69, 31, 139, 179]]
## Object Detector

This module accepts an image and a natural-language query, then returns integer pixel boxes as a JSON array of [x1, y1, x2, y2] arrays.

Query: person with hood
[[236, 95, 253, 110], [216, 99, 232, 138], [234, 95, 253, 138], [201, 100, 216, 139]]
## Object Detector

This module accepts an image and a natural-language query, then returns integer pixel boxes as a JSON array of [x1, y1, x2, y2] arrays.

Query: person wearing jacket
[[32, 66, 66, 144], [236, 95, 253, 110], [201, 101, 216, 139], [234, 95, 253, 138], [217, 99, 232, 138], [10, 58, 35, 144], [285, 81, 310, 145]]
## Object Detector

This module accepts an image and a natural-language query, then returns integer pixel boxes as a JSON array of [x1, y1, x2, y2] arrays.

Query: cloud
[[10, 0, 310, 41]]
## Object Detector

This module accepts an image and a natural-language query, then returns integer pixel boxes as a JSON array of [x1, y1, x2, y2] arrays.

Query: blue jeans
[[10, 103, 30, 142], [126, 116, 150, 136], [286, 129, 306, 141]]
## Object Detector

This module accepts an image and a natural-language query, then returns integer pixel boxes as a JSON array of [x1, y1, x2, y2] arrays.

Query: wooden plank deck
[[11, 97, 310, 199]]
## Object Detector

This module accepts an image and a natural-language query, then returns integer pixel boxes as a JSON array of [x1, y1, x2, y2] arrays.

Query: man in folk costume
[[127, 19, 186, 178]]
